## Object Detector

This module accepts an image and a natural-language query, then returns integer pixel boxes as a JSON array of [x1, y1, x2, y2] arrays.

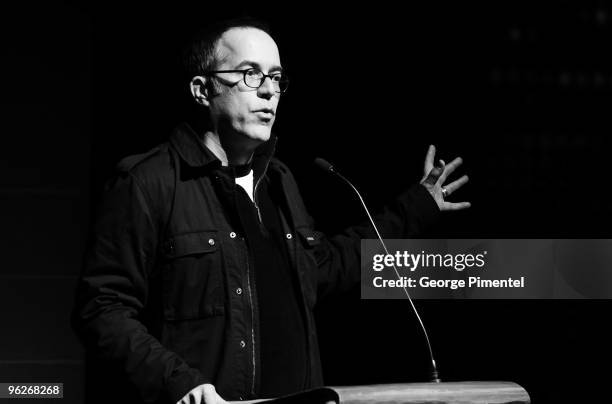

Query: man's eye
[[245, 69, 261, 77], [271, 74, 282, 82]]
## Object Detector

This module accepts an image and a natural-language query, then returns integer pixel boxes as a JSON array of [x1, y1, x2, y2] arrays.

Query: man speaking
[[72, 17, 470, 404]]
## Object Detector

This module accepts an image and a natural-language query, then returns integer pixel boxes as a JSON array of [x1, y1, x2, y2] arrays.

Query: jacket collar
[[169, 122, 278, 172]]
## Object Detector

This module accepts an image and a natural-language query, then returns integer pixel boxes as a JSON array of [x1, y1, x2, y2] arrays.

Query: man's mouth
[[254, 109, 275, 121], [253, 108, 275, 116]]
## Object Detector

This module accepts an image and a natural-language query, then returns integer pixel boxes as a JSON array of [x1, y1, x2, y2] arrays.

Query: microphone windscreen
[[313, 157, 334, 172]]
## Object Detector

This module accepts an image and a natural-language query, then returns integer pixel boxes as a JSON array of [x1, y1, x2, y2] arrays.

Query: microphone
[[313, 157, 335, 173], [314, 157, 441, 383]]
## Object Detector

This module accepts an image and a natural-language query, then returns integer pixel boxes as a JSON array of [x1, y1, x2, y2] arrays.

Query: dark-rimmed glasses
[[203, 68, 289, 93]]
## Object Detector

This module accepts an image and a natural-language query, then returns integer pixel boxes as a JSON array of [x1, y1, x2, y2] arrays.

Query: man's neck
[[203, 131, 256, 167], [203, 131, 229, 166]]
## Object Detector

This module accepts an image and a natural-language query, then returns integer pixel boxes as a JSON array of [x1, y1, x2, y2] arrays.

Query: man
[[72, 17, 469, 404]]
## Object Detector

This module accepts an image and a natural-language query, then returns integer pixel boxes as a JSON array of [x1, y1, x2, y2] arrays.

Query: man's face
[[207, 27, 282, 147]]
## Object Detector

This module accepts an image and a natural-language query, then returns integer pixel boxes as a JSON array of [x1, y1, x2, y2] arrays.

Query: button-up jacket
[[72, 123, 440, 403]]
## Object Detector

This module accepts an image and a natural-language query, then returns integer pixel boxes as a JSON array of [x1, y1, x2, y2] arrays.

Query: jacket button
[[286, 233, 292, 239], [230, 232, 237, 239], [239, 340, 246, 348], [208, 238, 215, 246], [236, 288, 242, 295]]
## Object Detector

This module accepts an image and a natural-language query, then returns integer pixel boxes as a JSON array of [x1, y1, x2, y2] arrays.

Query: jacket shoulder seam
[[116, 144, 167, 173]]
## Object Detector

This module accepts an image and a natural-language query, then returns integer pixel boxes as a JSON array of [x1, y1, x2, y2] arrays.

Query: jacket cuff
[[403, 183, 441, 233], [165, 369, 209, 404]]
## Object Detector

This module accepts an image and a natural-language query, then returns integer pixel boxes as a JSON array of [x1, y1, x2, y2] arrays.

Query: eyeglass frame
[[202, 68, 289, 93]]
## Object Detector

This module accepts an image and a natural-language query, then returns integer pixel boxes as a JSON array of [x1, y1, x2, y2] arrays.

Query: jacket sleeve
[[313, 183, 440, 299], [71, 171, 207, 404]]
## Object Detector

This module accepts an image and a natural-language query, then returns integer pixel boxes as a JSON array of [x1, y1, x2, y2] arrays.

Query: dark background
[[1, 1, 611, 403]]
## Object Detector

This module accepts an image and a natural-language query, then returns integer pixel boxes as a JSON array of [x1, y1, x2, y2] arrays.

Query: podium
[[332, 382, 529, 403], [232, 382, 530, 404]]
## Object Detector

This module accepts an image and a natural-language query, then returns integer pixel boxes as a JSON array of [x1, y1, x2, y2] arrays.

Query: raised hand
[[420, 145, 471, 211]]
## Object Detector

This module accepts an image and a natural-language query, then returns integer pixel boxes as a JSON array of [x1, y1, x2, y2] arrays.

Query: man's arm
[[72, 171, 208, 403], [311, 145, 470, 299], [312, 182, 441, 298]]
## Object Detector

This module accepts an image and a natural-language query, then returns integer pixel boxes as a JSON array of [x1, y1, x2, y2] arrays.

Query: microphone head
[[314, 157, 335, 173]]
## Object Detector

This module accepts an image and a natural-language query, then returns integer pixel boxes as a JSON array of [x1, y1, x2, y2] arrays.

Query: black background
[[2, 1, 611, 403]]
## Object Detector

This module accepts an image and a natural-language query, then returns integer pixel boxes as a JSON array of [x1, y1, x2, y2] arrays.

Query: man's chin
[[225, 125, 273, 149], [245, 128, 272, 143]]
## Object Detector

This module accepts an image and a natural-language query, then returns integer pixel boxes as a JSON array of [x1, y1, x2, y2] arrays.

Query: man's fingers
[[423, 145, 436, 175], [191, 391, 202, 404], [201, 384, 227, 404], [439, 157, 463, 183], [442, 201, 471, 211], [422, 164, 444, 186], [443, 175, 469, 195]]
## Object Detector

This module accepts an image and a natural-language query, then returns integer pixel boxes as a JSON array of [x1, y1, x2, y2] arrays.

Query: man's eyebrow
[[234, 60, 283, 72]]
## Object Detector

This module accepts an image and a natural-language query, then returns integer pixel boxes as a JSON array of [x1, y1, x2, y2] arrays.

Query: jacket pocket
[[162, 230, 225, 320], [296, 227, 321, 248], [295, 227, 321, 309]]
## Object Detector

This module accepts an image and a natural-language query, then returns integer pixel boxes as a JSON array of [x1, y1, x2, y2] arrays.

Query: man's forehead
[[215, 27, 280, 68]]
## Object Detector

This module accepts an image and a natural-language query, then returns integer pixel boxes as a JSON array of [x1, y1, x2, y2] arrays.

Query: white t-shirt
[[235, 169, 255, 202], [201, 131, 255, 202]]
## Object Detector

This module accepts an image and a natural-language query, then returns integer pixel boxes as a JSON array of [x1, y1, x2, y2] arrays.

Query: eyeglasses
[[204, 68, 289, 93]]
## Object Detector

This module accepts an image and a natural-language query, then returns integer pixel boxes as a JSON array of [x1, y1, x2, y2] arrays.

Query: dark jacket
[[72, 123, 440, 403]]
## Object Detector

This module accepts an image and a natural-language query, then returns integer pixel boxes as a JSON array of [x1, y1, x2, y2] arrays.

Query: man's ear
[[190, 76, 211, 107]]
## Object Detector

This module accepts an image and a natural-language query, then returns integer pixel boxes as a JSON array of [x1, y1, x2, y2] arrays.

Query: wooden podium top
[[332, 381, 530, 404], [232, 381, 530, 404]]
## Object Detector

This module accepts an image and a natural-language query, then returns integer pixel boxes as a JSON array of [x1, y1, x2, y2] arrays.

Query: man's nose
[[257, 76, 276, 99]]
